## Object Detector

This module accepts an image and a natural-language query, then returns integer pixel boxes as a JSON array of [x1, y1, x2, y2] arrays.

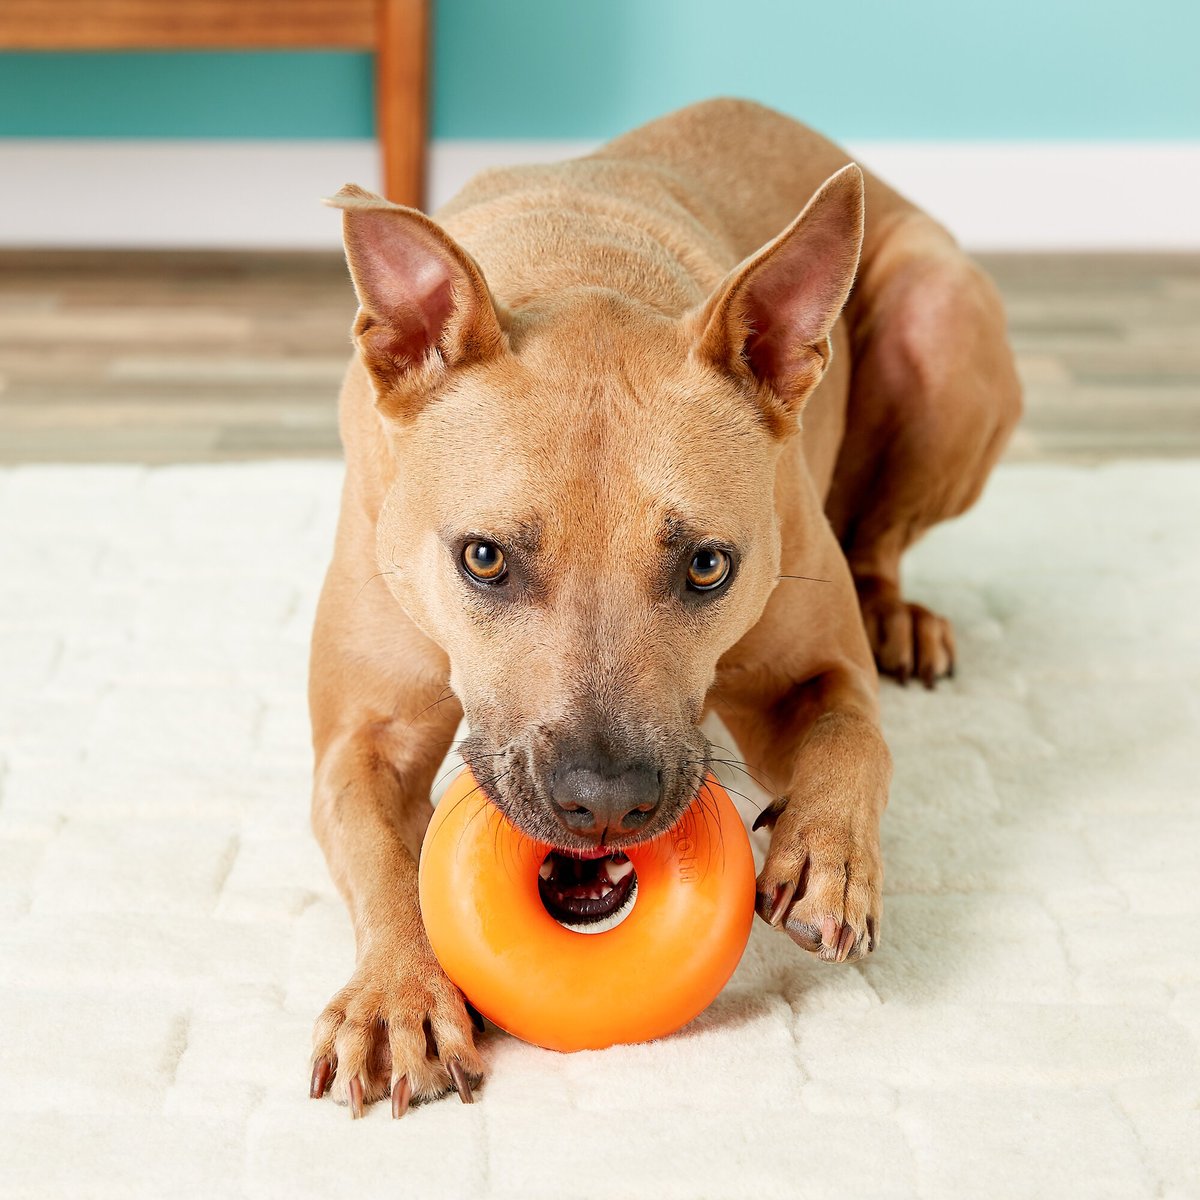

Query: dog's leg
[[307, 647, 483, 1116], [827, 233, 1022, 687], [714, 666, 889, 962]]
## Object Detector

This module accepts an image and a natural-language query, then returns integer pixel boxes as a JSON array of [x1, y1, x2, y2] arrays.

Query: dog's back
[[436, 99, 924, 310]]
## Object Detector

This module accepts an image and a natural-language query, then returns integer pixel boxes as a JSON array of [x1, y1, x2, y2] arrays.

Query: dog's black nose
[[549, 758, 662, 841]]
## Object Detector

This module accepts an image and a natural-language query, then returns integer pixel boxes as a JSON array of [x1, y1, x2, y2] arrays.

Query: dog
[[306, 98, 1021, 1117]]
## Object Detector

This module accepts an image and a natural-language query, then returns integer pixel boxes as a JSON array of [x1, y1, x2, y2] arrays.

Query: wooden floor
[[0, 250, 1197, 463]]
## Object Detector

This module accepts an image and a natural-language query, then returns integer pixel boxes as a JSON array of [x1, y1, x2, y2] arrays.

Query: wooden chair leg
[[375, 0, 430, 208]]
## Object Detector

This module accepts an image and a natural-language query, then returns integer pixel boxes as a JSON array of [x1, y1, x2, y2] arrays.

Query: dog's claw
[[391, 1075, 411, 1119], [309, 1055, 332, 1099], [447, 1058, 474, 1104], [836, 923, 857, 962], [820, 915, 840, 952], [767, 880, 796, 927], [752, 797, 786, 832], [348, 1075, 365, 1119]]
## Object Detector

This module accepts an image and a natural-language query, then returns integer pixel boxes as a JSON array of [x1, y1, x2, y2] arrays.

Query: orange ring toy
[[418, 769, 756, 1052]]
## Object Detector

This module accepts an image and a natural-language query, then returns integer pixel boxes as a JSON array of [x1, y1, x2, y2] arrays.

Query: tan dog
[[307, 98, 1021, 1117]]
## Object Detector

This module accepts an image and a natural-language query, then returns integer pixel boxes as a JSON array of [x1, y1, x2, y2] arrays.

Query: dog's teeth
[[538, 861, 553, 880], [605, 858, 634, 883]]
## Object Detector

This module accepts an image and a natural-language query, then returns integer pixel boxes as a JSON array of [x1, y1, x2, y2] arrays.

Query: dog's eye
[[687, 547, 731, 592], [462, 540, 508, 583]]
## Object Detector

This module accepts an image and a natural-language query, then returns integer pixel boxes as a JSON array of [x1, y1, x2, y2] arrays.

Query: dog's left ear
[[690, 164, 864, 437], [325, 184, 508, 416]]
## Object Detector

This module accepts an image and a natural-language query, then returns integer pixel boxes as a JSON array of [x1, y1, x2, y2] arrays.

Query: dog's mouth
[[537, 850, 637, 925]]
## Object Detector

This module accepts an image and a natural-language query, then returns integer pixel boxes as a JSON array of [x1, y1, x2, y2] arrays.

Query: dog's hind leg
[[826, 224, 1022, 686]]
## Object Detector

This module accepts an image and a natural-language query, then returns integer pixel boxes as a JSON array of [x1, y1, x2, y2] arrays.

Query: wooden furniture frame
[[0, 0, 431, 208]]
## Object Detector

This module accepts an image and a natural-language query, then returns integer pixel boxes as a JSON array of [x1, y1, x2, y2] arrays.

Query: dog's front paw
[[753, 804, 881, 963], [309, 940, 483, 1118], [857, 578, 955, 688]]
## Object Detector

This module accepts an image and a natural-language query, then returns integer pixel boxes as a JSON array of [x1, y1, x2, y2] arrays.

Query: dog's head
[[331, 167, 862, 916]]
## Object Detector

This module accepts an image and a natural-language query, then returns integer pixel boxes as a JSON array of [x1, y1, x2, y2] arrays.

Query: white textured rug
[[0, 461, 1197, 1200]]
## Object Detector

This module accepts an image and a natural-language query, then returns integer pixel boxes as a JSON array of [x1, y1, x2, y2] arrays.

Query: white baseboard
[[2, 138, 1196, 251]]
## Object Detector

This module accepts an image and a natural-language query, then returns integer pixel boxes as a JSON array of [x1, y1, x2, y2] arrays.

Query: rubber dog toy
[[418, 768, 756, 1052]]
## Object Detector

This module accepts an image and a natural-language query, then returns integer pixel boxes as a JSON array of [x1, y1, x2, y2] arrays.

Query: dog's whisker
[[700, 739, 775, 792], [430, 754, 495, 794], [697, 776, 726, 871], [700, 768, 772, 796], [352, 568, 397, 603], [429, 763, 513, 852], [399, 687, 459, 735], [683, 760, 763, 809], [451, 768, 514, 854]]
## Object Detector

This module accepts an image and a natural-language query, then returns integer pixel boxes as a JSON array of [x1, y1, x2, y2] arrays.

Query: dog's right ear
[[326, 184, 508, 416]]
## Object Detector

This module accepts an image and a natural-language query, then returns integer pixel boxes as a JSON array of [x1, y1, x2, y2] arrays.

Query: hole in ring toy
[[418, 768, 756, 1052]]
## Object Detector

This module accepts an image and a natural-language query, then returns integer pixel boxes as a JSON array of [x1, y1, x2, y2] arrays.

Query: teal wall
[[1, 0, 1196, 140]]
